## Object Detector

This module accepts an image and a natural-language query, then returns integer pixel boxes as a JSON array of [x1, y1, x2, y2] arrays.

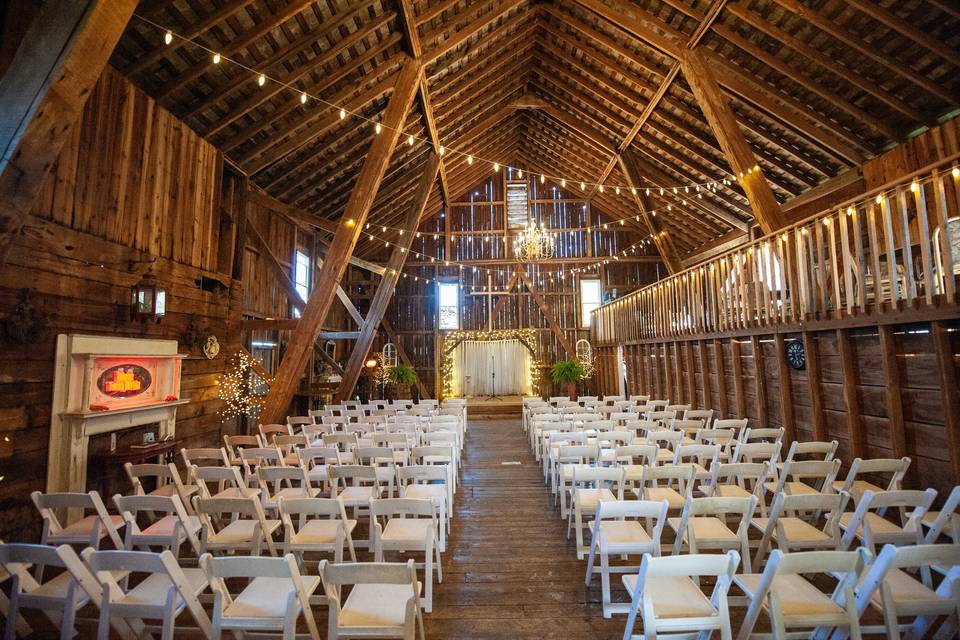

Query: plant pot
[[567, 381, 577, 401]]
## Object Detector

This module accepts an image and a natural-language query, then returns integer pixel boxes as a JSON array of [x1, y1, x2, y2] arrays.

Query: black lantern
[[130, 272, 166, 323]]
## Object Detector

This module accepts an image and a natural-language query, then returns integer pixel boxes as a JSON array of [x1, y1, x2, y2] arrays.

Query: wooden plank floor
[[426, 418, 626, 639]]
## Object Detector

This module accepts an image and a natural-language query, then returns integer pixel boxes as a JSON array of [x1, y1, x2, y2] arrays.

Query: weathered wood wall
[[595, 321, 960, 497], [0, 67, 243, 542], [378, 173, 663, 398]]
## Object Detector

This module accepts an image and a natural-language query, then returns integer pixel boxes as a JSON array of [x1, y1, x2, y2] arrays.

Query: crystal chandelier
[[513, 221, 555, 261]]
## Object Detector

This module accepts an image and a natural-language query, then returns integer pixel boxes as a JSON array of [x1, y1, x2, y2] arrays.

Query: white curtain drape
[[451, 339, 532, 397]]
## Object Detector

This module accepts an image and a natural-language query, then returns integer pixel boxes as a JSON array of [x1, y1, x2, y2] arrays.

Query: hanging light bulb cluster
[[138, 15, 736, 194], [513, 221, 556, 262]]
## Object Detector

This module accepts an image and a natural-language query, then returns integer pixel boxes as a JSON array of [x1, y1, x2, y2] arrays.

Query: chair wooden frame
[[370, 498, 442, 613], [278, 496, 357, 565], [112, 493, 201, 558], [31, 490, 125, 551], [201, 552, 321, 640], [585, 499, 670, 618], [192, 496, 280, 556], [319, 559, 425, 640], [621, 550, 739, 640]]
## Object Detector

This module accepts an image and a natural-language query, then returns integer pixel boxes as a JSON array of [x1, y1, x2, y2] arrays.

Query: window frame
[[437, 281, 460, 330], [579, 278, 602, 327]]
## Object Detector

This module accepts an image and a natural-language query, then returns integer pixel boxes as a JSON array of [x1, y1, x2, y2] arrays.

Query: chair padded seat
[[224, 575, 320, 620], [148, 484, 198, 499], [621, 574, 717, 619], [58, 515, 125, 539], [735, 573, 845, 617], [714, 485, 751, 499], [574, 488, 615, 510], [640, 487, 686, 510], [340, 582, 421, 629], [763, 481, 821, 496], [750, 517, 830, 543], [668, 517, 737, 543], [212, 488, 261, 500], [588, 520, 652, 547], [403, 485, 445, 502], [337, 486, 377, 506], [382, 519, 434, 543], [561, 464, 594, 481], [839, 512, 905, 536], [210, 519, 280, 544], [120, 567, 208, 607], [871, 568, 941, 608], [831, 480, 884, 500], [141, 515, 201, 538], [292, 519, 357, 545]]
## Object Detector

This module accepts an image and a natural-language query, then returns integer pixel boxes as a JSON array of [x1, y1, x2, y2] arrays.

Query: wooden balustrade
[[592, 157, 960, 345]]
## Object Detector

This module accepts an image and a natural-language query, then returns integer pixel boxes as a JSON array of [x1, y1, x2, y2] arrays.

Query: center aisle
[[426, 417, 626, 639]]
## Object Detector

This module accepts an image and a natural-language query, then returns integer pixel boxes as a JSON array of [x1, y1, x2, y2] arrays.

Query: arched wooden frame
[[381, 342, 398, 368], [439, 329, 540, 399]]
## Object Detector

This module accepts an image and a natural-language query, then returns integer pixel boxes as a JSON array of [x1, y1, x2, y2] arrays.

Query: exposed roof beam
[[260, 56, 422, 423], [680, 48, 787, 234], [0, 0, 137, 263]]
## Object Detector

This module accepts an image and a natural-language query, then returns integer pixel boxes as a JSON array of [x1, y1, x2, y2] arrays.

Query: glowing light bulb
[[518, 169, 523, 178], [375, 122, 382, 134], [164, 31, 173, 45], [300, 92, 307, 104], [580, 182, 586, 190], [439, 145, 445, 156], [467, 155, 473, 165], [258, 74, 266, 86], [540, 174, 545, 184], [408, 135, 414, 146], [493, 162, 500, 172], [339, 108, 346, 120], [212, 53, 221, 64], [561, 179, 566, 188]]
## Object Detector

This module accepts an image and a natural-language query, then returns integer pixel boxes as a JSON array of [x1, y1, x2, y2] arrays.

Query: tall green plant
[[551, 359, 584, 401], [550, 359, 585, 383], [387, 363, 418, 386]]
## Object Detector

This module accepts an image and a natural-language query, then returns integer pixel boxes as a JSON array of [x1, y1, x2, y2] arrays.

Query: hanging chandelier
[[513, 221, 555, 262]]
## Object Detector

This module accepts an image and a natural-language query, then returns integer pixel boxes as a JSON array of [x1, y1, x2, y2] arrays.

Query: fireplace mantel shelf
[[61, 398, 189, 418]]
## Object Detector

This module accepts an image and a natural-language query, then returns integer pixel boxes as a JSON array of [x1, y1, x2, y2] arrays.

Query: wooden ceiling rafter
[[204, 17, 401, 138]]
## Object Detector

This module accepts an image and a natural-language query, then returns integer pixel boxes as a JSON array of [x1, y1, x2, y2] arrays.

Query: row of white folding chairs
[[0, 541, 427, 640], [615, 543, 960, 640], [570, 477, 960, 629]]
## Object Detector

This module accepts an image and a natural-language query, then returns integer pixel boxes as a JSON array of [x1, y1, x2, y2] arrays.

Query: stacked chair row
[[0, 398, 468, 640], [525, 396, 960, 639]]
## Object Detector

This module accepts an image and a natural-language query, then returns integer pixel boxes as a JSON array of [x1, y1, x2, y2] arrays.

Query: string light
[[375, 122, 382, 134], [300, 92, 307, 104], [135, 15, 736, 195]]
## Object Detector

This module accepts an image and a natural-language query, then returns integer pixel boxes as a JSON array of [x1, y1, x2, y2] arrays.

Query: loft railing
[[591, 155, 960, 345]]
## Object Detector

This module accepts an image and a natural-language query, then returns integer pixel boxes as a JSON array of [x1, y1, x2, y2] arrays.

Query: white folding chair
[[670, 495, 757, 571], [31, 490, 125, 551], [278, 496, 357, 564], [112, 494, 201, 558], [319, 559, 424, 640], [751, 491, 849, 566], [0, 543, 138, 640], [585, 499, 669, 618], [257, 465, 320, 513], [124, 462, 198, 513], [735, 548, 868, 640], [846, 543, 960, 639], [370, 498, 442, 613], [193, 496, 280, 556], [83, 548, 211, 640], [202, 552, 321, 640], [839, 488, 937, 553], [831, 456, 911, 505], [568, 466, 625, 559], [397, 465, 451, 551], [621, 551, 739, 640]]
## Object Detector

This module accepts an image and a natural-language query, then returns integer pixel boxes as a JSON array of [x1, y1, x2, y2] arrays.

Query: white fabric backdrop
[[451, 339, 532, 396]]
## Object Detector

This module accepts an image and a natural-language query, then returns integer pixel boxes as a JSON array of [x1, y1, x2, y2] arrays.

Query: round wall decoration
[[785, 339, 805, 370], [203, 335, 220, 359]]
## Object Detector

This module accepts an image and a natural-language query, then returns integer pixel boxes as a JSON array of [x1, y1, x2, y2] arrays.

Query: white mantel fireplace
[[47, 334, 188, 498]]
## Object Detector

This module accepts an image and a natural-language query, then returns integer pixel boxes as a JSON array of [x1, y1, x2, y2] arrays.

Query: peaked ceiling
[[111, 0, 960, 260]]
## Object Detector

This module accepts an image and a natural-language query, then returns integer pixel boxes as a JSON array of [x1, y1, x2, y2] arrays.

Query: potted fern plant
[[550, 358, 585, 401], [387, 363, 419, 401]]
